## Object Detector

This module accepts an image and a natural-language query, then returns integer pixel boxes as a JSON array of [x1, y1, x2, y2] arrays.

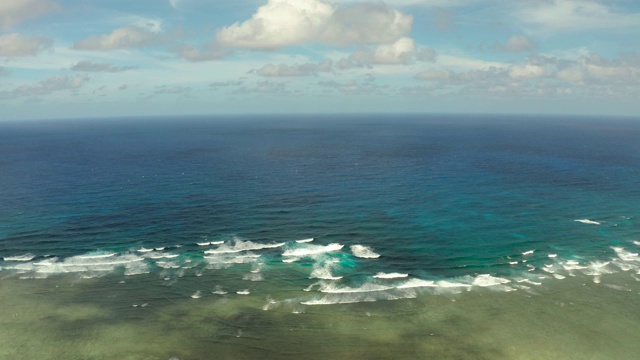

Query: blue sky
[[1, 0, 639, 120]]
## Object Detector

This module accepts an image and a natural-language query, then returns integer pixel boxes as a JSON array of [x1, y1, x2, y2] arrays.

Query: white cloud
[[0, 33, 53, 56], [556, 67, 584, 83], [437, 54, 508, 71], [518, 0, 640, 33], [500, 35, 535, 53], [74, 26, 162, 51], [169, 0, 183, 10], [415, 68, 453, 81], [336, 38, 434, 69], [229, 80, 289, 95], [509, 64, 546, 79], [329, 0, 478, 7], [0, 75, 89, 100], [173, 44, 227, 62], [216, 0, 412, 50], [372, 37, 416, 64], [69, 61, 135, 73], [0, 0, 59, 30], [256, 59, 333, 77]]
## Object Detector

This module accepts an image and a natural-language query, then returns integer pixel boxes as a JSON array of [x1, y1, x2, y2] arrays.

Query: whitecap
[[472, 274, 512, 288], [350, 245, 380, 259], [309, 261, 343, 280], [205, 239, 284, 254], [319, 283, 394, 294], [212, 286, 228, 295], [296, 238, 314, 243], [243, 272, 264, 282], [237, 289, 250, 295], [574, 219, 601, 225], [191, 291, 202, 299], [76, 252, 117, 259], [522, 250, 534, 256], [396, 279, 437, 289], [3, 254, 36, 262], [373, 272, 408, 279], [282, 243, 343, 258]]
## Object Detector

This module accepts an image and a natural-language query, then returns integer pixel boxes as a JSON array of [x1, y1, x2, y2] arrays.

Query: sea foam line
[[574, 219, 601, 225]]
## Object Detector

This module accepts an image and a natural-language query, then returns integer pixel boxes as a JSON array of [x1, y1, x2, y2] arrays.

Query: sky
[[1, 0, 639, 120]]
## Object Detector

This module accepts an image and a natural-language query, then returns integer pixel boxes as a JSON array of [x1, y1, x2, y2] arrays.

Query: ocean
[[1, 114, 639, 359]]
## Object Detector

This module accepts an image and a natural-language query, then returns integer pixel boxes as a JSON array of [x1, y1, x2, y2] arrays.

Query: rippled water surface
[[1, 114, 639, 359]]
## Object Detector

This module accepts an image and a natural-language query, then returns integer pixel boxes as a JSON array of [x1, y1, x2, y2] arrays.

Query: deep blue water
[[1, 114, 640, 292]]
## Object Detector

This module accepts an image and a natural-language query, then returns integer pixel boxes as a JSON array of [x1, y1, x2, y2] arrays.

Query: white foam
[[282, 243, 344, 258], [310, 261, 343, 280], [237, 289, 250, 295], [633, 241, 640, 246], [301, 289, 409, 306], [296, 238, 314, 243], [350, 245, 380, 259], [319, 282, 394, 294], [155, 247, 165, 251], [75, 252, 116, 259], [137, 247, 153, 253], [205, 240, 284, 254], [203, 253, 261, 268], [548, 254, 558, 258], [374, 272, 408, 279], [243, 272, 264, 282], [396, 278, 437, 289], [435, 280, 473, 290], [197, 242, 211, 246], [144, 252, 179, 259], [522, 250, 534, 256], [3, 254, 36, 262], [16, 253, 148, 277], [191, 291, 202, 299], [574, 219, 601, 225], [612, 247, 639, 262], [212, 286, 228, 295], [472, 274, 511, 287]]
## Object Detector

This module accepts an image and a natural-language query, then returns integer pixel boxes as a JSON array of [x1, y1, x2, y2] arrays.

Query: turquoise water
[[1, 114, 639, 359]]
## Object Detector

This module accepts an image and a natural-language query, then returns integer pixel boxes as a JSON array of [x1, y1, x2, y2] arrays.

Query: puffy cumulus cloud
[[580, 54, 640, 84], [410, 52, 640, 100], [500, 35, 535, 53], [556, 67, 585, 83], [0, 0, 59, 30], [0, 75, 89, 100], [74, 26, 163, 51], [69, 61, 135, 73], [216, 0, 412, 50], [173, 44, 227, 62], [0, 33, 53, 56], [337, 38, 436, 69], [508, 64, 546, 79], [256, 59, 333, 77], [372, 37, 416, 64]]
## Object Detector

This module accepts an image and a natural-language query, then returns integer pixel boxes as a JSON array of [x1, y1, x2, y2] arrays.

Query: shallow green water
[[2, 271, 638, 360]]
